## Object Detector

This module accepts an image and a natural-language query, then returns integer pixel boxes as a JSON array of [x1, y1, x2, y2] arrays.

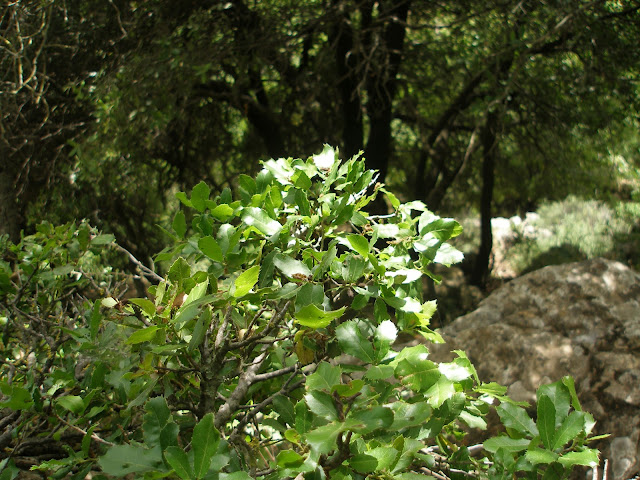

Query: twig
[[112, 243, 164, 283], [57, 417, 114, 446]]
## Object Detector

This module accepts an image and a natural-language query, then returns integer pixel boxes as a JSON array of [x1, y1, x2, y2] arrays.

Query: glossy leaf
[[233, 265, 260, 298], [192, 413, 220, 478], [295, 304, 345, 328], [165, 446, 194, 480]]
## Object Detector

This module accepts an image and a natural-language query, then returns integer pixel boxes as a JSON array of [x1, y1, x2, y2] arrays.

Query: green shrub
[[508, 195, 633, 274], [0, 148, 603, 479]]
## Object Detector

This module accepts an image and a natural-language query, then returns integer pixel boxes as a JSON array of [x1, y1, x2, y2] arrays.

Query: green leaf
[[525, 448, 558, 465], [295, 304, 345, 329], [553, 411, 587, 450], [98, 445, 162, 476], [90, 233, 115, 245], [537, 394, 557, 450], [305, 422, 343, 454], [349, 454, 378, 473], [305, 390, 338, 421], [242, 207, 282, 236], [392, 345, 440, 392], [173, 211, 187, 238], [425, 376, 455, 408], [347, 234, 370, 257], [165, 447, 194, 480], [537, 380, 571, 426], [273, 255, 312, 279], [56, 395, 85, 415], [276, 450, 305, 468], [336, 321, 375, 363], [192, 413, 220, 478], [129, 298, 157, 317], [295, 402, 313, 435], [168, 257, 191, 286], [367, 446, 401, 471], [191, 181, 211, 212], [273, 395, 296, 427], [143, 397, 172, 446], [389, 402, 432, 430], [496, 403, 538, 437], [126, 326, 160, 345], [234, 265, 260, 298], [175, 191, 192, 207], [348, 406, 394, 434], [483, 436, 531, 454], [210, 204, 234, 221], [562, 376, 582, 411], [189, 308, 212, 351], [306, 362, 342, 391], [198, 236, 223, 262], [557, 449, 600, 467]]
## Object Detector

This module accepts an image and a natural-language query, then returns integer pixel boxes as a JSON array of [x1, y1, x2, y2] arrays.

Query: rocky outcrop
[[430, 258, 640, 480]]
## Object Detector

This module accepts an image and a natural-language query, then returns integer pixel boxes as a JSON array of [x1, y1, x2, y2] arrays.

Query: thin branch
[[112, 243, 164, 283]]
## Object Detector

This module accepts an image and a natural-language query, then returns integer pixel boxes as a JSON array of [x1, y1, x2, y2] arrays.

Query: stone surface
[[429, 258, 640, 480]]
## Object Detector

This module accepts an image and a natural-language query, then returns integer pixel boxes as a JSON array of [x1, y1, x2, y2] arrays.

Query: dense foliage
[[1, 151, 604, 479], [2, 1, 639, 281]]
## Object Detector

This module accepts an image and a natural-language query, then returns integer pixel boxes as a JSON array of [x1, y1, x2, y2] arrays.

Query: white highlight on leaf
[[313, 145, 335, 171]]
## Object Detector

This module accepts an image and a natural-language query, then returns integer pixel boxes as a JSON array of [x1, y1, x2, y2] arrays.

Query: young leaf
[[126, 326, 160, 345], [242, 207, 282, 236], [198, 236, 223, 262], [557, 449, 600, 467], [234, 265, 260, 298], [553, 411, 587, 450], [496, 403, 538, 437], [173, 211, 187, 238], [295, 304, 345, 329], [190, 181, 210, 213], [537, 394, 557, 450]]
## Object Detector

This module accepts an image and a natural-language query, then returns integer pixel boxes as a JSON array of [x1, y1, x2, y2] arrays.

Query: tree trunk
[[0, 163, 23, 243], [471, 112, 498, 286], [363, 0, 410, 184]]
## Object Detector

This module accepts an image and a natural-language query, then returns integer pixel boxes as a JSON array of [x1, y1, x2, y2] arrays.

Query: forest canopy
[[1, 0, 639, 278]]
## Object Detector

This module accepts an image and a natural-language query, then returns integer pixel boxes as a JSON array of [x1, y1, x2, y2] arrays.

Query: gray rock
[[430, 258, 640, 479]]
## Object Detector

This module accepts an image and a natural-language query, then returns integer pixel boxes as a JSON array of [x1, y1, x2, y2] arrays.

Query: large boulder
[[430, 258, 640, 480]]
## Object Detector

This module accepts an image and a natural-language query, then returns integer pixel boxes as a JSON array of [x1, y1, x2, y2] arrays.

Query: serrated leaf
[[525, 448, 558, 465], [234, 265, 260, 298], [425, 376, 455, 408], [389, 402, 432, 430], [198, 236, 223, 262], [348, 406, 394, 434], [537, 380, 571, 426], [295, 304, 345, 329], [305, 422, 343, 454], [483, 436, 530, 454], [126, 326, 160, 345], [557, 449, 600, 467], [176, 191, 192, 207], [242, 207, 282, 236], [304, 390, 338, 421], [295, 402, 313, 435], [168, 257, 191, 286], [306, 362, 342, 391], [553, 411, 587, 450], [192, 413, 220, 478], [191, 181, 210, 212], [496, 403, 538, 437], [273, 395, 296, 426], [538, 394, 557, 450], [165, 446, 194, 480], [336, 321, 375, 363], [143, 397, 172, 446]]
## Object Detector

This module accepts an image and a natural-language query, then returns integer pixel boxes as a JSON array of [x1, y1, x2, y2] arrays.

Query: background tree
[[2, 0, 638, 282]]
